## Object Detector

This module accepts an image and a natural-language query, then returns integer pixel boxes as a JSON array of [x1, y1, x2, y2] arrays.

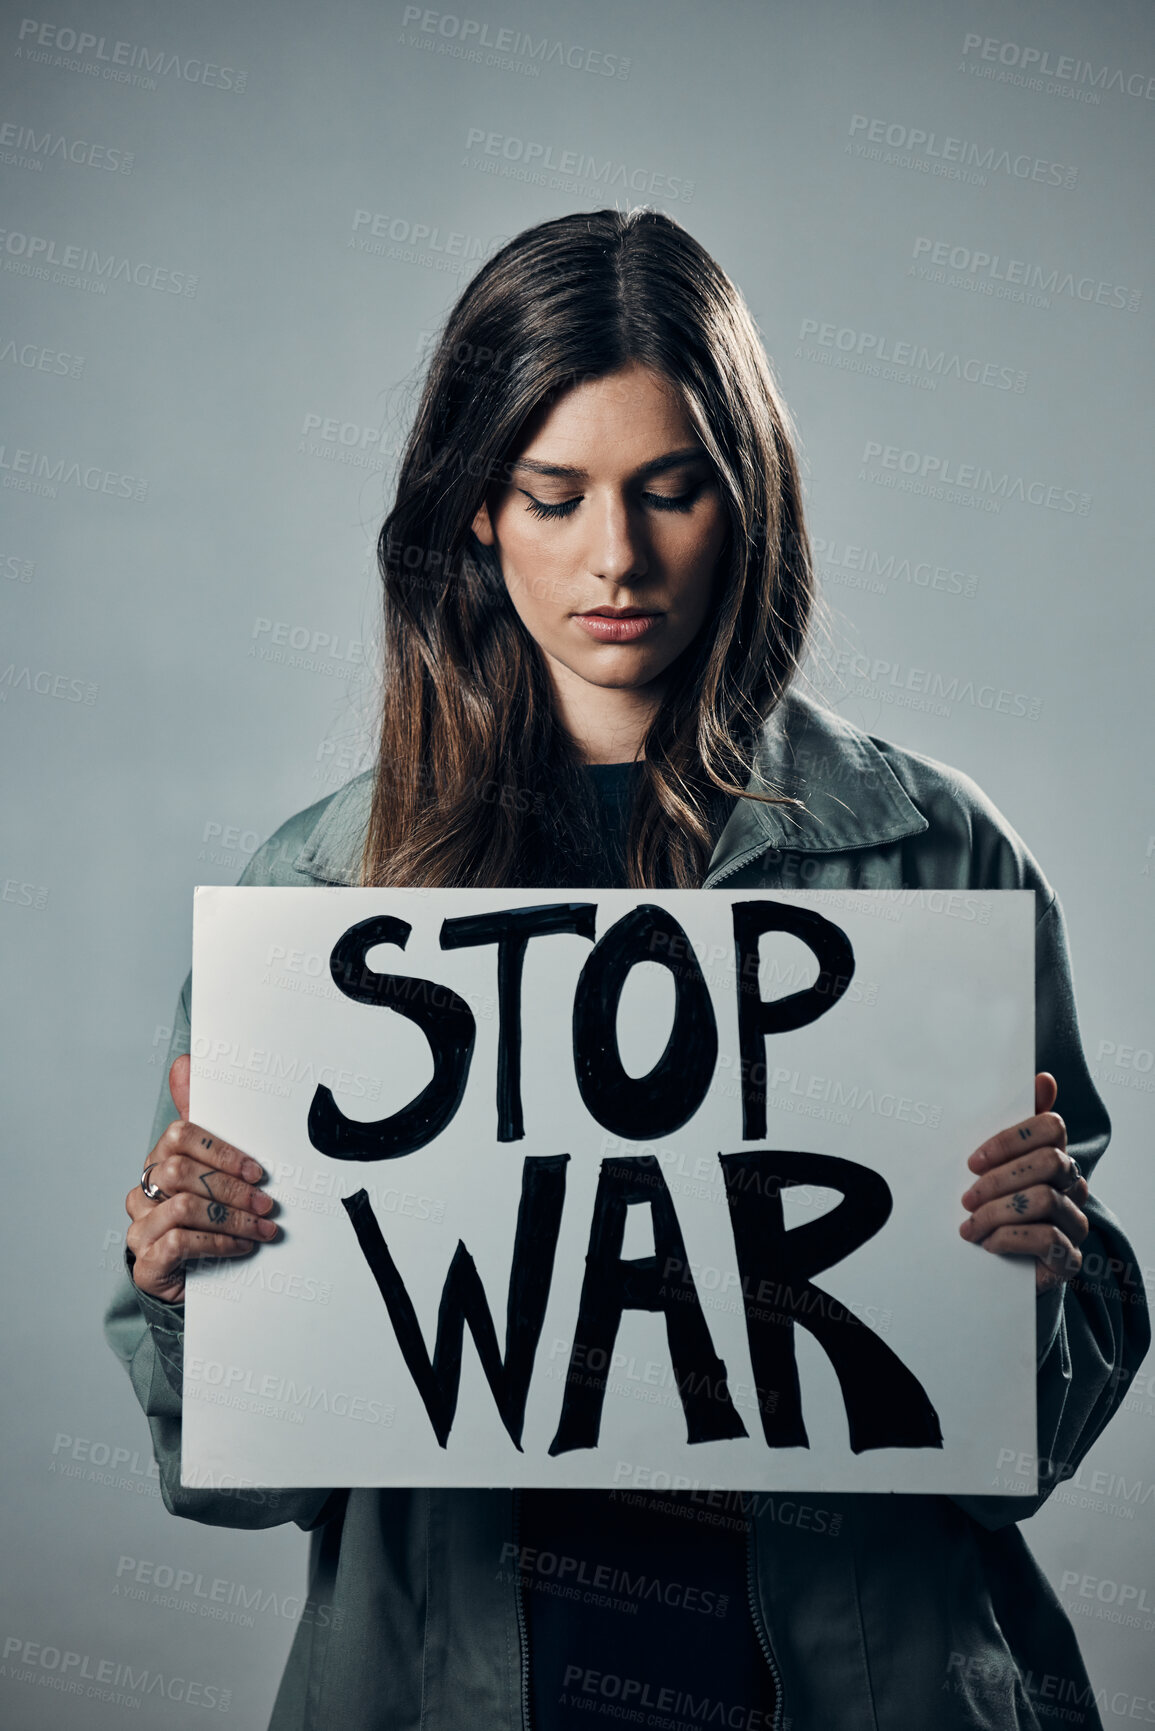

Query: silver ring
[[140, 1163, 168, 1202], [1057, 1156, 1083, 1196]]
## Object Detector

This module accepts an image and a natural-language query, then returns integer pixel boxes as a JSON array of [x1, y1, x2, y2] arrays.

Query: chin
[[573, 656, 668, 689]]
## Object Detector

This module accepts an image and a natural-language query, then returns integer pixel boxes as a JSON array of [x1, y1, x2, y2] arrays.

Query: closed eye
[[520, 486, 704, 521]]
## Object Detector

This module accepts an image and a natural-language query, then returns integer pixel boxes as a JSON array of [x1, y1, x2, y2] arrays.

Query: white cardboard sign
[[182, 887, 1036, 1495]]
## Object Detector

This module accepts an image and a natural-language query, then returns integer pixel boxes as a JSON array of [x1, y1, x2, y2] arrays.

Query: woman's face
[[471, 360, 729, 699]]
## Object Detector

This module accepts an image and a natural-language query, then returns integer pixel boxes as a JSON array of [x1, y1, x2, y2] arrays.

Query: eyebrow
[[508, 446, 708, 482]]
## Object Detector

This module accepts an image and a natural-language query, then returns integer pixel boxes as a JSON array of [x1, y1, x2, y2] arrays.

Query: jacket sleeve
[[952, 889, 1151, 1530], [102, 846, 338, 1533]]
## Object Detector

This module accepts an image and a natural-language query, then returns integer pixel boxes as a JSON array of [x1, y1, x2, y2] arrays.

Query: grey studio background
[[2, 0, 1153, 1725]]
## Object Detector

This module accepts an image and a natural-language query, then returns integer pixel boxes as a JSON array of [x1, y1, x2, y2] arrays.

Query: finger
[[1035, 1071, 1058, 1117], [968, 1109, 1066, 1175], [126, 1183, 162, 1224], [1036, 1248, 1076, 1294], [153, 1118, 266, 1190], [129, 1190, 280, 1258], [961, 1184, 1089, 1246], [962, 1145, 1082, 1211], [974, 1222, 1083, 1282], [131, 1229, 257, 1301], [145, 1151, 275, 1230], [170, 1053, 191, 1121]]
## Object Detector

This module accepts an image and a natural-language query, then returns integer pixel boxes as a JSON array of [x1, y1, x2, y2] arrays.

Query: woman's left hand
[[959, 1072, 1090, 1294]]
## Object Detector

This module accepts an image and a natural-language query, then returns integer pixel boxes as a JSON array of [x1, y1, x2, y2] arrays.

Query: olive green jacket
[[104, 690, 1149, 1731]]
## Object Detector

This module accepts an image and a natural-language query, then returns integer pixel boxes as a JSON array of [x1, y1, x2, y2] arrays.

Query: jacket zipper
[[709, 838, 785, 1729], [511, 1489, 532, 1731], [507, 841, 780, 1731], [514, 1492, 783, 1731], [745, 1518, 784, 1731], [702, 843, 781, 892]]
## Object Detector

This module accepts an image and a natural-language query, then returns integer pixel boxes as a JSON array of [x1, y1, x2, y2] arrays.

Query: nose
[[587, 490, 648, 584]]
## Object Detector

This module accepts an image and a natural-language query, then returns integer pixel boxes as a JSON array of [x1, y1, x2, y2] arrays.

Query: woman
[[106, 208, 1147, 1730]]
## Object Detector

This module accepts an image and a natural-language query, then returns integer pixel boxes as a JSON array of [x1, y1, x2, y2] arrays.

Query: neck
[[546, 654, 662, 765]]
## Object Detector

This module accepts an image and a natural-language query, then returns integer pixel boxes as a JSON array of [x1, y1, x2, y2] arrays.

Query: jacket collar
[[294, 688, 928, 886], [701, 687, 928, 879]]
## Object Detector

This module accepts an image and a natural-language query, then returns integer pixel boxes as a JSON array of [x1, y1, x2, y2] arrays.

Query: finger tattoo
[[1010, 1192, 1029, 1215], [198, 1171, 228, 1225]]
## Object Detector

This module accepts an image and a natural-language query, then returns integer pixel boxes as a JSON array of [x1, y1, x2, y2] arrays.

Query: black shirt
[[519, 760, 777, 1731], [571, 759, 644, 886]]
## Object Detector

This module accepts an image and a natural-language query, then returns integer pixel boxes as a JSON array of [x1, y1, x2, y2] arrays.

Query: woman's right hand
[[125, 1054, 279, 1304]]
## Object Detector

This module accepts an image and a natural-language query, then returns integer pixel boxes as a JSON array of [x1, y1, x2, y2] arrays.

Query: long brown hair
[[360, 206, 814, 890]]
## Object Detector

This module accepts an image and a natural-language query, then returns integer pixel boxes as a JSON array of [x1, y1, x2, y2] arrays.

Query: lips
[[572, 609, 663, 641], [575, 607, 661, 618]]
